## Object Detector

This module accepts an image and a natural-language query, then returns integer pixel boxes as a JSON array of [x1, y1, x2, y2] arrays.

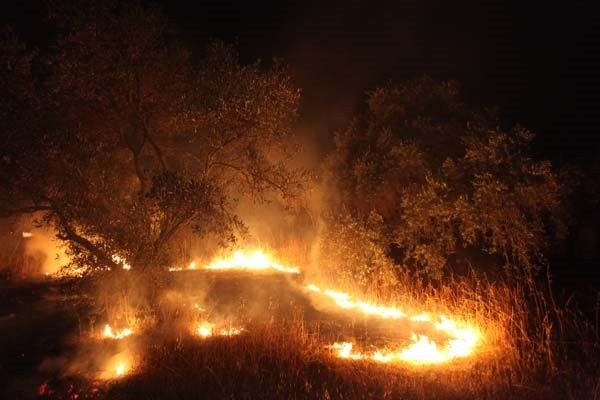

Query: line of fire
[[1, 1, 599, 399]]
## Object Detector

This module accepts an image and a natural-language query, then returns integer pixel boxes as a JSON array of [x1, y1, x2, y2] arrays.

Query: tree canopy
[[322, 78, 566, 281], [0, 2, 305, 272]]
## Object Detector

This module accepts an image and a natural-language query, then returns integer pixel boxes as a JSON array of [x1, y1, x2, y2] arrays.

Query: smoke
[[0, 214, 71, 280], [22, 225, 71, 276]]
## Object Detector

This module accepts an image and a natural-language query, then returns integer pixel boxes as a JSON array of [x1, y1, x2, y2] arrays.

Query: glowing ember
[[102, 324, 133, 339], [22, 231, 33, 238], [219, 326, 244, 336]]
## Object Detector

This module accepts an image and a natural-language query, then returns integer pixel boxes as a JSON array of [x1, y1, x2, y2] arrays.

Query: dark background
[[3, 0, 600, 288]]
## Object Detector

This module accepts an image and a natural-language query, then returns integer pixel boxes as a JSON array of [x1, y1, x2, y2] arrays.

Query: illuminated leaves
[[1, 3, 304, 272], [324, 78, 566, 278]]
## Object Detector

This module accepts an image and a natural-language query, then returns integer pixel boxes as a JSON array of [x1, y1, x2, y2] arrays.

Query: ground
[[0, 272, 582, 399]]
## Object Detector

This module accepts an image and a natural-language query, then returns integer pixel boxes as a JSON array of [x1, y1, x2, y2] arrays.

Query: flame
[[114, 362, 127, 376], [197, 321, 214, 338], [102, 324, 133, 339], [86, 247, 483, 375], [331, 325, 480, 365], [307, 284, 481, 365], [169, 260, 197, 272], [410, 313, 431, 322], [331, 342, 365, 360], [100, 352, 133, 380], [204, 249, 299, 274], [169, 249, 299, 274], [307, 284, 407, 319], [196, 321, 244, 338]]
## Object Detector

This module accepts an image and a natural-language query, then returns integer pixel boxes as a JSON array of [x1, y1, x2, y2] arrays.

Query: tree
[[0, 2, 305, 272], [323, 77, 566, 280]]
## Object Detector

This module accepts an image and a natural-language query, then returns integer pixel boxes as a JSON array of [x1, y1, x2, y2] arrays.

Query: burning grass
[[3, 249, 599, 399], [102, 324, 133, 340], [304, 283, 483, 365], [98, 269, 597, 399], [105, 323, 491, 400]]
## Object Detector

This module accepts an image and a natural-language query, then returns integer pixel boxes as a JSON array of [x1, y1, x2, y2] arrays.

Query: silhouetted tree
[[0, 2, 305, 272], [323, 78, 566, 280]]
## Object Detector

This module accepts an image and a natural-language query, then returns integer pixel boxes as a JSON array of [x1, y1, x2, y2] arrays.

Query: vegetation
[[0, 2, 305, 272], [0, 2, 598, 400], [322, 78, 567, 283]]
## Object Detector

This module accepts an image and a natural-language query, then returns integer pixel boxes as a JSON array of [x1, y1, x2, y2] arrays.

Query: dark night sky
[[154, 0, 600, 165], [3, 0, 600, 164]]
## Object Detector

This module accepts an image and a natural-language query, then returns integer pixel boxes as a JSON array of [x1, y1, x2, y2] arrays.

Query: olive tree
[[0, 2, 305, 272], [323, 78, 566, 281]]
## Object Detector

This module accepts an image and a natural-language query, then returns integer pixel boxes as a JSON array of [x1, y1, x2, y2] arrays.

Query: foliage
[[317, 211, 397, 292], [0, 2, 305, 271], [323, 77, 567, 279]]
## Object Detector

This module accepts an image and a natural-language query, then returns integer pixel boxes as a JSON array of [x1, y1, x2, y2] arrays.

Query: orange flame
[[94, 247, 483, 370], [99, 352, 133, 380], [195, 321, 244, 338], [102, 324, 133, 339], [306, 284, 481, 364], [170, 249, 300, 274]]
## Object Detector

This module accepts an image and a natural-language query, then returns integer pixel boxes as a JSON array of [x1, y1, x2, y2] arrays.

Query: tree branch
[[56, 223, 119, 270]]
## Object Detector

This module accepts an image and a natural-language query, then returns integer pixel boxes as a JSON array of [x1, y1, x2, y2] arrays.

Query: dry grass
[[106, 322, 500, 400], [4, 255, 598, 399], [94, 268, 600, 400]]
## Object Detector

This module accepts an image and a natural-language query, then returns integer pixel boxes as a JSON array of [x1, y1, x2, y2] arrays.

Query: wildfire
[[82, 247, 483, 382], [114, 362, 127, 376], [307, 283, 409, 319], [174, 251, 482, 365], [330, 326, 480, 365], [204, 249, 299, 274], [102, 324, 133, 339], [169, 261, 197, 272], [99, 352, 133, 380], [306, 284, 481, 365], [196, 321, 244, 338], [169, 249, 300, 274]]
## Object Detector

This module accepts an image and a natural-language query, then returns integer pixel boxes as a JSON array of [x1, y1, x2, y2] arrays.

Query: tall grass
[[95, 266, 600, 399], [23, 234, 599, 399]]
